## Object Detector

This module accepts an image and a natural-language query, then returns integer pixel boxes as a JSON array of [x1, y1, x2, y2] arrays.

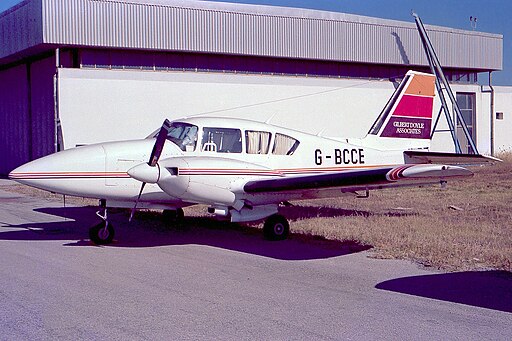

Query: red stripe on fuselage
[[9, 172, 130, 179], [10, 166, 399, 180]]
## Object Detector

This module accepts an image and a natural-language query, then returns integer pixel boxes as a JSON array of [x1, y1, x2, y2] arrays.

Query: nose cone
[[8, 154, 67, 187], [9, 161, 38, 183], [8, 144, 106, 194], [127, 163, 160, 184]]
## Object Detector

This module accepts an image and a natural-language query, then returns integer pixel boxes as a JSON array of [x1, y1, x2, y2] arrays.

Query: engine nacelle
[[157, 156, 275, 207]]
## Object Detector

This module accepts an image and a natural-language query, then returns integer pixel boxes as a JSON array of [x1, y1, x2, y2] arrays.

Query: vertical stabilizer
[[368, 71, 436, 142]]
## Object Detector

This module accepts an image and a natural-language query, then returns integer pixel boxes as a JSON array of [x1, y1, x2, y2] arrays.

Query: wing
[[244, 164, 472, 194]]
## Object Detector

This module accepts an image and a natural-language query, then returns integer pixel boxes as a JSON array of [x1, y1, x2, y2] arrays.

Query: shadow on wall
[[392, 32, 410, 65], [376, 271, 512, 313]]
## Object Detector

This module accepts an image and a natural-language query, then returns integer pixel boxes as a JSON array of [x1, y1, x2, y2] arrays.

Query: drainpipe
[[489, 72, 495, 156], [54, 48, 60, 152], [481, 71, 495, 156]]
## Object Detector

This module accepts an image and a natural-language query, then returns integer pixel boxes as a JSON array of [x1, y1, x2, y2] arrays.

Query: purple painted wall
[[0, 64, 30, 175], [0, 55, 56, 176], [30, 56, 56, 160]]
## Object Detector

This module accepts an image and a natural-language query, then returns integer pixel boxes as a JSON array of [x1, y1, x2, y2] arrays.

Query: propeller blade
[[149, 119, 171, 167], [130, 119, 171, 221], [130, 182, 146, 222]]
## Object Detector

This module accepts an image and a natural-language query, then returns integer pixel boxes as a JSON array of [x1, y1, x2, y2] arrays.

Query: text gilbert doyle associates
[[393, 120, 425, 135]]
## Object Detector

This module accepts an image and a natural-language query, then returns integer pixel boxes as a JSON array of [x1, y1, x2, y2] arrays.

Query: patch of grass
[[282, 154, 512, 271]]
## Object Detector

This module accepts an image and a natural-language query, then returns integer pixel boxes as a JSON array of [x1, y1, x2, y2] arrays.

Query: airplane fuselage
[[10, 117, 405, 211]]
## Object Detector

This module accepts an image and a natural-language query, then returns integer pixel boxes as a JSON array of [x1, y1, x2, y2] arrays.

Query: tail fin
[[368, 71, 436, 142]]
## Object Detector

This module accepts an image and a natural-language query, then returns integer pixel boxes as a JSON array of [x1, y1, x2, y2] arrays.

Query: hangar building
[[0, 0, 507, 176]]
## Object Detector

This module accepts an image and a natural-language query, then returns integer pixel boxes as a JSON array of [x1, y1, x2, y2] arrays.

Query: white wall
[[494, 86, 512, 153], [58, 68, 395, 148], [475, 90, 492, 154], [57, 68, 505, 154]]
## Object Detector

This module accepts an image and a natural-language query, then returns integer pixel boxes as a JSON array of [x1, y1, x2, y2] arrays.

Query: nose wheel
[[89, 202, 115, 245], [89, 221, 115, 245]]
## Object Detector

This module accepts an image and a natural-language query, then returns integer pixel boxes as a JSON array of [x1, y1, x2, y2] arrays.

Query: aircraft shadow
[[0, 206, 372, 261], [376, 271, 512, 313]]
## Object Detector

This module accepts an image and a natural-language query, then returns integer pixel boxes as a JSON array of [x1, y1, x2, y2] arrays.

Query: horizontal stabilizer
[[404, 151, 501, 165]]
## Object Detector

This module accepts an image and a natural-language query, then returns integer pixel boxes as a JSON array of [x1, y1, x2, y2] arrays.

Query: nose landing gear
[[89, 200, 115, 245]]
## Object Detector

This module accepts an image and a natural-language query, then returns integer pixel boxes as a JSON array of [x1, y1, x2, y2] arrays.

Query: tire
[[89, 221, 115, 245], [263, 214, 290, 241], [162, 208, 184, 225]]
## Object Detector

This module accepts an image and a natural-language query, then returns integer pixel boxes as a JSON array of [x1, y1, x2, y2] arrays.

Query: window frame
[[271, 133, 300, 156], [201, 127, 243, 153], [245, 130, 272, 155]]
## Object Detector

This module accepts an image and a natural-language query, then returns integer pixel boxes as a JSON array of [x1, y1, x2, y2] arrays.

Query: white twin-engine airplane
[[9, 71, 496, 244]]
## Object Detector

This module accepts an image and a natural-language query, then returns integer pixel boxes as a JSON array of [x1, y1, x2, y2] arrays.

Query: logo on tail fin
[[371, 71, 436, 139]]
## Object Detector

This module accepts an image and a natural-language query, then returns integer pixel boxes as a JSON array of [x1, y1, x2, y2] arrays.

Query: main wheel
[[89, 221, 115, 245], [263, 214, 290, 241], [162, 208, 184, 225]]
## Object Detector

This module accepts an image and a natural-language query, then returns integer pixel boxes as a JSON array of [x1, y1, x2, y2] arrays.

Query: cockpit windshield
[[151, 122, 198, 152]]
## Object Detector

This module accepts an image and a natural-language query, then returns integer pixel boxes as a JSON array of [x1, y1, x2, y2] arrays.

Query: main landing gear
[[162, 208, 184, 225], [263, 214, 290, 241], [87, 201, 290, 244], [89, 200, 115, 245]]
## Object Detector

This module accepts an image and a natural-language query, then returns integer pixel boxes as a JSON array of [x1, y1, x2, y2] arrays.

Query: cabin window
[[246, 130, 271, 154], [159, 122, 198, 152], [202, 127, 242, 153], [272, 133, 300, 155]]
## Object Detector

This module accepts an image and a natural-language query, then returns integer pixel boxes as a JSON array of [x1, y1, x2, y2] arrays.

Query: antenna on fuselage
[[316, 128, 326, 137], [265, 113, 277, 124]]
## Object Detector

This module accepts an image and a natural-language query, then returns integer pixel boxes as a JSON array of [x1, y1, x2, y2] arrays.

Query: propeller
[[129, 119, 172, 221]]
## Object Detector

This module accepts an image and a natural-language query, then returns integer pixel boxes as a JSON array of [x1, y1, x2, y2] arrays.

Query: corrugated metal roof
[[0, 0, 503, 70]]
